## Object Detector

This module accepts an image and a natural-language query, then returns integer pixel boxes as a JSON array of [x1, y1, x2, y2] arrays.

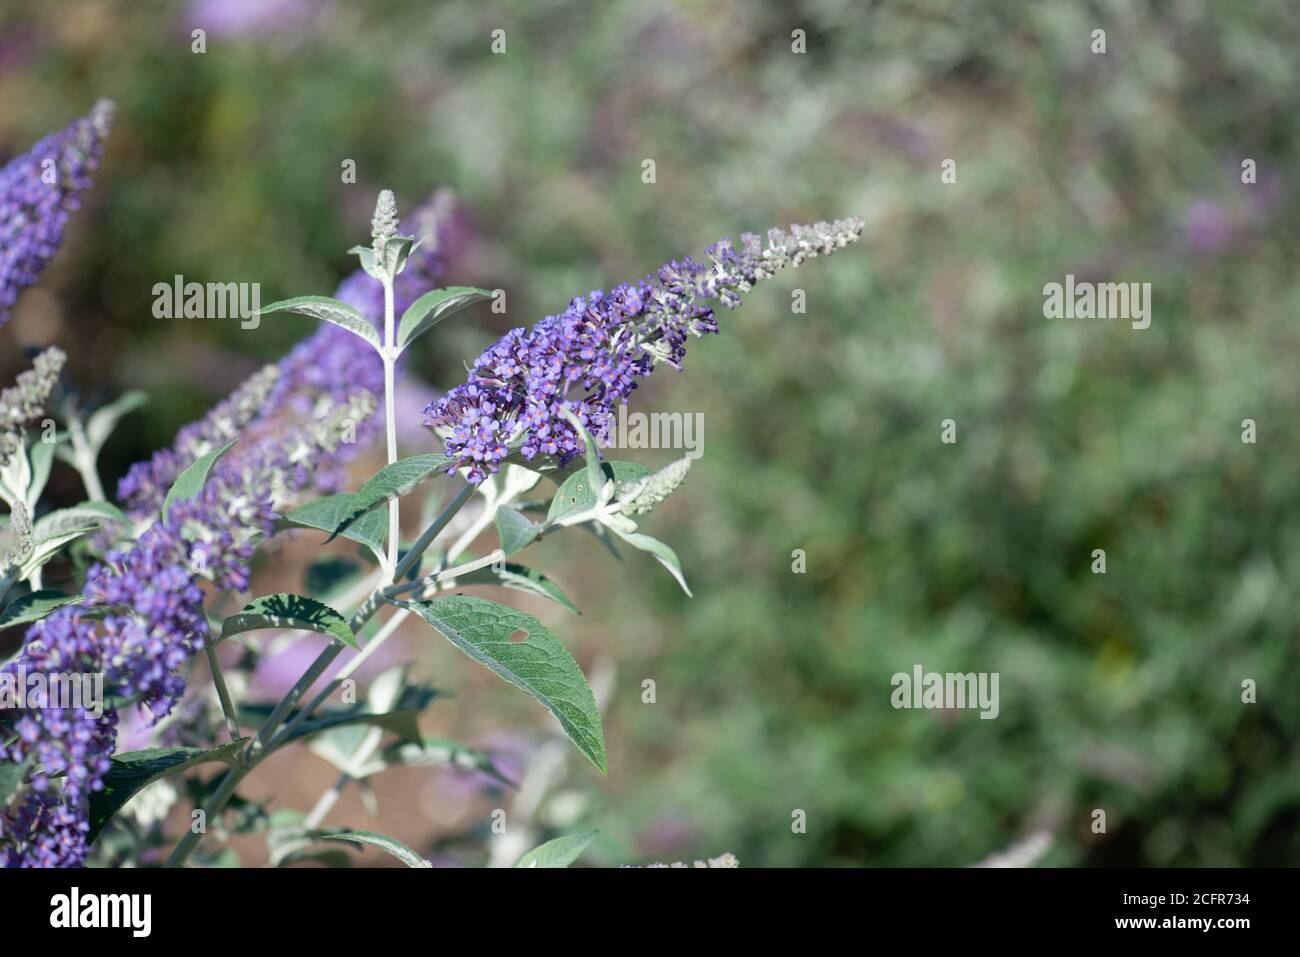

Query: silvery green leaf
[[348, 244, 383, 282], [495, 506, 539, 557], [33, 502, 128, 540], [358, 736, 514, 786], [560, 408, 606, 500], [451, 561, 579, 615], [515, 830, 598, 868], [280, 493, 387, 563], [87, 739, 249, 845], [258, 295, 381, 352], [85, 391, 146, 453], [327, 454, 451, 541], [19, 521, 99, 581], [25, 438, 55, 510], [0, 589, 82, 629], [399, 595, 606, 773], [0, 440, 31, 511], [546, 460, 652, 526], [396, 286, 493, 355], [382, 235, 417, 278], [607, 526, 692, 597], [161, 438, 237, 522], [616, 457, 692, 516], [218, 593, 356, 649], [311, 829, 431, 868], [241, 691, 433, 753]]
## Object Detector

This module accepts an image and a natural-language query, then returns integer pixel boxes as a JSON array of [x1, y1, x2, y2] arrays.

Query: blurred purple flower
[[0, 101, 113, 325]]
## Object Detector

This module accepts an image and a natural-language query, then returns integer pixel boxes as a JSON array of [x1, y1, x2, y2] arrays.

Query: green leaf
[[327, 454, 450, 541], [396, 286, 493, 355], [546, 461, 653, 525], [314, 829, 431, 868], [452, 561, 579, 614], [19, 520, 99, 580], [399, 595, 606, 773], [85, 391, 147, 453], [239, 693, 433, 753], [161, 439, 237, 522], [87, 740, 248, 845], [26, 439, 55, 509], [515, 830, 599, 868], [219, 593, 356, 649], [280, 493, 387, 563], [608, 527, 692, 597], [362, 736, 515, 786], [495, 506, 539, 557], [258, 295, 381, 352], [0, 589, 82, 630], [0, 756, 28, 808]]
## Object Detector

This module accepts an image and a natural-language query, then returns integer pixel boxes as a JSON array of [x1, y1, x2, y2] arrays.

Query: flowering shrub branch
[[0, 102, 861, 868]]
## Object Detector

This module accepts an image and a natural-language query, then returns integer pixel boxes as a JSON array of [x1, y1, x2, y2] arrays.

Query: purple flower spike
[[425, 218, 865, 482], [0, 101, 114, 324]]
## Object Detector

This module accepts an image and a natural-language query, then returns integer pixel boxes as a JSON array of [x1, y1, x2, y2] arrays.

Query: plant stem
[[383, 279, 399, 577], [204, 641, 241, 742], [66, 412, 105, 501], [165, 480, 476, 867]]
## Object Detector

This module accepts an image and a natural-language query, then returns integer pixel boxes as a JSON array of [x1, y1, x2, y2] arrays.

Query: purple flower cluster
[[117, 365, 279, 518], [425, 218, 865, 482], [0, 101, 113, 324], [1, 391, 374, 867]]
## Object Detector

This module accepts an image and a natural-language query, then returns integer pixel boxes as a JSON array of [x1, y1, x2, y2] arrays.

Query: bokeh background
[[3, 0, 1299, 866]]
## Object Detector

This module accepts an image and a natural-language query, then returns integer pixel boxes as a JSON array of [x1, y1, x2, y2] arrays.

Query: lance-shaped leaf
[[87, 739, 248, 845], [219, 593, 356, 649], [608, 526, 692, 597], [495, 506, 539, 557], [258, 295, 381, 352], [546, 461, 652, 525], [280, 493, 387, 563], [85, 390, 147, 453], [311, 829, 431, 868], [357, 736, 515, 786], [400, 595, 606, 773], [0, 589, 83, 630], [450, 561, 578, 615], [515, 830, 599, 868], [326, 454, 450, 541], [396, 286, 493, 355], [161, 438, 237, 521]]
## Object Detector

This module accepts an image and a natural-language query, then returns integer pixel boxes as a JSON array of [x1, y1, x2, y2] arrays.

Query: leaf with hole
[[399, 595, 606, 772], [546, 461, 652, 525]]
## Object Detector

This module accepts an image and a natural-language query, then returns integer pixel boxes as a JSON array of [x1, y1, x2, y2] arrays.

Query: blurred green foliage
[[3, 0, 1299, 865]]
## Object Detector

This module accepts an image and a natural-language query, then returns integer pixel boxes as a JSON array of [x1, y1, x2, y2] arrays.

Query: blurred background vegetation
[[3, 0, 1299, 866]]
